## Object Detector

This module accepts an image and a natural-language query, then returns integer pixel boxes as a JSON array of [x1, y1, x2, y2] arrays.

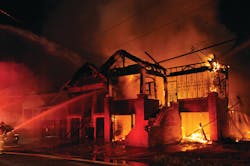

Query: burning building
[[63, 50, 166, 147], [1, 0, 249, 148], [3, 49, 247, 148], [55, 49, 229, 147]]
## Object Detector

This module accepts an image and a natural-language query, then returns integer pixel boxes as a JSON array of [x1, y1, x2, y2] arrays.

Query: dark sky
[[1, 0, 250, 70], [1, 0, 249, 41], [0, 0, 59, 34], [1, 0, 249, 57], [0, 0, 249, 62], [0, 0, 250, 108]]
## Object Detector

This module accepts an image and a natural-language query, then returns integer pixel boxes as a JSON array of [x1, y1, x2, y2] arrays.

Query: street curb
[[4, 151, 130, 166]]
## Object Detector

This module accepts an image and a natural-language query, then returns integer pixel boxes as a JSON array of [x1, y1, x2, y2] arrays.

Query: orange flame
[[182, 132, 211, 144]]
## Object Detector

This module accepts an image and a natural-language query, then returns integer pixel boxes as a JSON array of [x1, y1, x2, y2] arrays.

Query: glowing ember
[[212, 61, 221, 72], [181, 112, 211, 144], [209, 86, 217, 92], [182, 132, 211, 144]]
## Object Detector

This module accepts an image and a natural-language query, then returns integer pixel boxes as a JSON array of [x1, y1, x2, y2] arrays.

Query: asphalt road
[[0, 152, 123, 166]]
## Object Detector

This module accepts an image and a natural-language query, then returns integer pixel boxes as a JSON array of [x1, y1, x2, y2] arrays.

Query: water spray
[[12, 89, 104, 132]]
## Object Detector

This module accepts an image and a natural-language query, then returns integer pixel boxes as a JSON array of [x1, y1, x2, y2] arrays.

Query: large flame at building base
[[181, 112, 211, 144], [182, 133, 212, 144]]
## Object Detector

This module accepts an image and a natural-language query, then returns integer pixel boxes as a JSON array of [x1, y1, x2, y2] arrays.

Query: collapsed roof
[[100, 50, 166, 78]]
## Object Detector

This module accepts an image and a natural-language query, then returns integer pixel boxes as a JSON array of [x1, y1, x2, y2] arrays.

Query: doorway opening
[[112, 114, 135, 141], [96, 117, 104, 142], [181, 112, 210, 143], [68, 117, 81, 144]]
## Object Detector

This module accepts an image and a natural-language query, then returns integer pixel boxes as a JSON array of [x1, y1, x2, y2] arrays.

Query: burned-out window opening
[[145, 81, 155, 96], [95, 94, 105, 113], [144, 77, 157, 99], [84, 108, 91, 118]]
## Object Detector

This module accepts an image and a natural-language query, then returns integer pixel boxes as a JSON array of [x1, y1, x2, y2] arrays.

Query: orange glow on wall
[[109, 74, 140, 100], [112, 115, 134, 141], [181, 112, 210, 143], [167, 71, 211, 103], [144, 75, 165, 106]]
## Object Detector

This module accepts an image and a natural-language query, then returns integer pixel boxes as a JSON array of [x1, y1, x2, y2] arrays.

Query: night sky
[[1, 0, 249, 60], [0, 0, 58, 34], [1, 1, 249, 41], [0, 0, 249, 64], [0, 0, 250, 108]]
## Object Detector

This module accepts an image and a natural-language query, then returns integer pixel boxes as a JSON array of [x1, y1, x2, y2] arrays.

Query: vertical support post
[[140, 68, 146, 94], [66, 117, 71, 139], [164, 77, 168, 106], [91, 95, 97, 140], [125, 94, 149, 147], [140, 73, 143, 94], [104, 97, 112, 143], [208, 92, 219, 141]]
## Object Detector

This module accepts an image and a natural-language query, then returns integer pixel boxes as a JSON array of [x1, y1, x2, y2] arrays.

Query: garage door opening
[[112, 114, 135, 141], [181, 112, 211, 143]]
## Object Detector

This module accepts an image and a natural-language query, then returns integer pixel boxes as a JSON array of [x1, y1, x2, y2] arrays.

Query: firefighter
[[0, 122, 6, 154]]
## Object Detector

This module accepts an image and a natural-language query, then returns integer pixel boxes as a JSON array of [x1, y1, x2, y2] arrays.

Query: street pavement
[[3, 138, 250, 166], [0, 153, 117, 166]]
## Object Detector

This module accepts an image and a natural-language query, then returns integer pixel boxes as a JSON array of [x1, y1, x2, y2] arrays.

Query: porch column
[[125, 94, 149, 147], [104, 97, 112, 142], [91, 95, 97, 139], [140, 68, 146, 94], [208, 92, 219, 141]]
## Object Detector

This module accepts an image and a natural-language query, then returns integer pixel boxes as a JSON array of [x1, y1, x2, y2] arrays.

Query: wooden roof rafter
[[101, 50, 167, 78]]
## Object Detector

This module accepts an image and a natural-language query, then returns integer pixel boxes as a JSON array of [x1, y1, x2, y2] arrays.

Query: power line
[[108, 0, 213, 51], [84, 0, 211, 52], [157, 38, 236, 64], [97, 0, 161, 35], [0, 9, 19, 22], [145, 51, 158, 63], [82, 0, 162, 45]]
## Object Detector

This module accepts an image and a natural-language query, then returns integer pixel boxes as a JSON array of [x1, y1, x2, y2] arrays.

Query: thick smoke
[[0, 25, 83, 92], [41, 0, 250, 112], [0, 62, 37, 94], [221, 40, 250, 114], [42, 0, 232, 67], [217, 0, 250, 113], [2, 0, 246, 112], [41, 0, 239, 98], [43, 0, 106, 66]]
